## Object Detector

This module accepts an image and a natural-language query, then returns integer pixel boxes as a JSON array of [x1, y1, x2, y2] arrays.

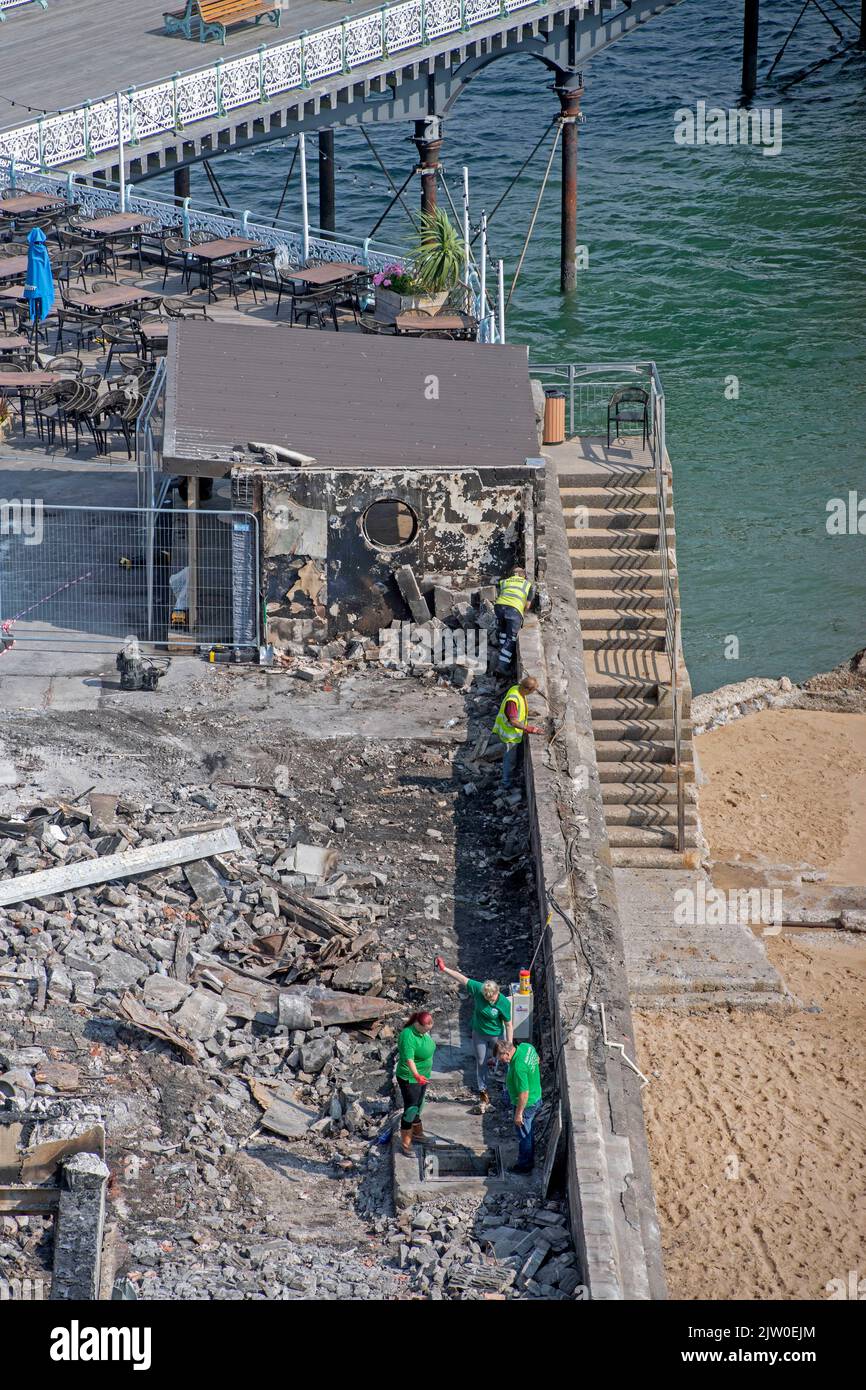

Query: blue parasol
[[23, 226, 55, 323]]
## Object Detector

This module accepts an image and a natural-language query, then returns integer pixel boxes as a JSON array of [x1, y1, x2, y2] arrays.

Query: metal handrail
[[530, 357, 686, 851]]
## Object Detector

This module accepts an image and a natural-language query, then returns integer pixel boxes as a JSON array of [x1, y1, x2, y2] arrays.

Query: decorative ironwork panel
[[304, 29, 344, 84], [386, 1, 424, 55], [262, 40, 303, 98], [345, 13, 383, 66], [426, 0, 462, 40], [466, 0, 505, 23], [220, 53, 261, 113], [176, 70, 219, 127], [133, 83, 177, 143]]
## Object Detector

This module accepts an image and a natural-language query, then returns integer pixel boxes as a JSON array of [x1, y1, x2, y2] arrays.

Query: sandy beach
[[634, 704, 866, 1300]]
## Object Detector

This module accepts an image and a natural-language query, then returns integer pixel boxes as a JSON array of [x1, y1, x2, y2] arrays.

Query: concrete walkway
[[615, 866, 789, 1008]]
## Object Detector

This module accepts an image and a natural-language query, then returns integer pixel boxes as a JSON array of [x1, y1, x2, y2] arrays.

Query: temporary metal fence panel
[[1, 505, 259, 651]]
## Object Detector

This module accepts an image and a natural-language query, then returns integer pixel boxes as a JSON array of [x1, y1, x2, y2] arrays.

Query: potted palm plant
[[409, 208, 464, 313]]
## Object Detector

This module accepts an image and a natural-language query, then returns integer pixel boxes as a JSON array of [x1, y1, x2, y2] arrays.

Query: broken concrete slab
[[395, 565, 432, 625], [172, 988, 228, 1042], [299, 1037, 334, 1075], [248, 1078, 318, 1138], [330, 960, 383, 994], [0, 827, 242, 908], [183, 858, 226, 907], [291, 843, 339, 881], [143, 975, 193, 1013], [51, 1151, 111, 1301]]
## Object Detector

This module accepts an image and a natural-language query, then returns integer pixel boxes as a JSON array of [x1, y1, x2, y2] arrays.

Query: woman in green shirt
[[395, 1011, 435, 1154], [435, 958, 513, 1109]]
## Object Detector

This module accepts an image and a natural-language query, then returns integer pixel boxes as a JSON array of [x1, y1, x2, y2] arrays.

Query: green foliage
[[410, 209, 464, 294]]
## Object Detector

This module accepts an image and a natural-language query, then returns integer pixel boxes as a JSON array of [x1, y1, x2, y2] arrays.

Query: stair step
[[594, 739, 693, 763], [604, 803, 699, 826], [581, 631, 666, 651], [555, 467, 655, 488], [559, 485, 658, 509], [566, 508, 672, 530], [610, 847, 703, 870], [568, 527, 661, 550], [574, 589, 664, 611], [571, 551, 663, 571], [591, 719, 692, 741], [597, 760, 696, 784], [581, 610, 665, 633], [607, 825, 700, 849], [590, 697, 659, 718], [601, 781, 697, 804]]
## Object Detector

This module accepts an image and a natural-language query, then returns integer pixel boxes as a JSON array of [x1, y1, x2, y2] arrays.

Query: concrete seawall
[[518, 463, 666, 1300]]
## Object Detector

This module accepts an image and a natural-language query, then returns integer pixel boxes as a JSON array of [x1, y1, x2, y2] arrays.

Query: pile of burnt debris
[[0, 750, 578, 1300], [269, 569, 504, 691]]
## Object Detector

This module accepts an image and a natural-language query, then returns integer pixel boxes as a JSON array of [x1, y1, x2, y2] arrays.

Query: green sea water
[[173, 0, 866, 694]]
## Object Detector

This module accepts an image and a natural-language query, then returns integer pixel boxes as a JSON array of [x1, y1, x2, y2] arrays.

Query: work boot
[[411, 1120, 427, 1144], [400, 1128, 413, 1155], [479, 1089, 490, 1111]]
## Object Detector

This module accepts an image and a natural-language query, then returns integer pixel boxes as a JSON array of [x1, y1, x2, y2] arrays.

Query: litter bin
[[543, 388, 566, 445]]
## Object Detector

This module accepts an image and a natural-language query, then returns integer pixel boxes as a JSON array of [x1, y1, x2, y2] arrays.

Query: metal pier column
[[556, 80, 583, 294], [318, 130, 336, 233], [413, 116, 442, 216], [742, 0, 760, 96], [174, 165, 190, 206]]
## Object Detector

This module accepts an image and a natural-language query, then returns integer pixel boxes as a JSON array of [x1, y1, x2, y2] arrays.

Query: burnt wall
[[256, 467, 532, 646]]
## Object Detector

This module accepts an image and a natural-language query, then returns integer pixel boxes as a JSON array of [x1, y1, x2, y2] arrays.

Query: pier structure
[[0, 0, 683, 293]]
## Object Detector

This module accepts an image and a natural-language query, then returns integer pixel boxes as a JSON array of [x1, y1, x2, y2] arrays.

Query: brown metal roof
[[162, 320, 539, 475]]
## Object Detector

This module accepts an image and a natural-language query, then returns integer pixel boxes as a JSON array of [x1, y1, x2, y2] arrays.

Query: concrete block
[[51, 1152, 110, 1301]]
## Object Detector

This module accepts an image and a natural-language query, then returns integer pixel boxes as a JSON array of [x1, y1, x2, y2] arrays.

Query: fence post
[[300, 31, 310, 88], [181, 195, 191, 242], [8, 156, 15, 190], [380, 4, 389, 56], [127, 87, 138, 146], [258, 43, 267, 103], [37, 114, 44, 171], [215, 59, 226, 117], [172, 74, 182, 134]]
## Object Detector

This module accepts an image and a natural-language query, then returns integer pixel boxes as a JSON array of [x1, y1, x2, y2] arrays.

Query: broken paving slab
[[248, 1078, 318, 1138]]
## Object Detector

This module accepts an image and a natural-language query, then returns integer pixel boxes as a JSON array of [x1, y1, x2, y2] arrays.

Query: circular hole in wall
[[362, 499, 419, 550]]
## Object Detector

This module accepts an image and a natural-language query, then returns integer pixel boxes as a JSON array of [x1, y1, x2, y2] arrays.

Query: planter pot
[[374, 287, 451, 323]]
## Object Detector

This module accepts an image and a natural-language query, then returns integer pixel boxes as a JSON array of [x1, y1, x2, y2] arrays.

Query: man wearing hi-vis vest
[[494, 567, 534, 674], [492, 675, 542, 796]]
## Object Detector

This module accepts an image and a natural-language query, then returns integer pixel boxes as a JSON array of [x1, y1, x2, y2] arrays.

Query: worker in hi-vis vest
[[492, 675, 542, 794], [494, 567, 534, 673]]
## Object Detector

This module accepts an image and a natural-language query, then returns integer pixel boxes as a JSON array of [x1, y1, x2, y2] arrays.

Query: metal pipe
[[479, 210, 487, 337], [742, 0, 760, 96], [299, 132, 309, 263], [462, 166, 470, 283], [497, 259, 505, 343], [116, 91, 125, 212], [318, 129, 335, 234], [557, 83, 583, 294]]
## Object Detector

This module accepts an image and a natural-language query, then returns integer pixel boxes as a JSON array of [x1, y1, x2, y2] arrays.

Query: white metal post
[[479, 210, 487, 340], [299, 133, 310, 264], [462, 165, 470, 282], [116, 91, 126, 212], [497, 259, 505, 344]]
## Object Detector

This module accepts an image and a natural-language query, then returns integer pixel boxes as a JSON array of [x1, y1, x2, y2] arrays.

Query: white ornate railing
[[0, 0, 47, 16], [0, 158, 409, 273], [0, 0, 593, 168]]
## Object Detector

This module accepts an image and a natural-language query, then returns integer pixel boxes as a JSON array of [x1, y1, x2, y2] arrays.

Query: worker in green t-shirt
[[395, 1010, 435, 1155], [435, 957, 513, 1111], [496, 1038, 542, 1174]]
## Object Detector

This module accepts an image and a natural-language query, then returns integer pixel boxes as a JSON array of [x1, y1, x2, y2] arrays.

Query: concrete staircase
[[556, 454, 700, 869]]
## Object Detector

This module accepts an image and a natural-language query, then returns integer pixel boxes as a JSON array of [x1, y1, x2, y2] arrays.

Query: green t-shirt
[[396, 1025, 436, 1082], [506, 1042, 542, 1106], [466, 979, 512, 1037]]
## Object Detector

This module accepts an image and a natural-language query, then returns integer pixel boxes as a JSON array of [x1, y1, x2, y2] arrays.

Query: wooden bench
[[164, 0, 281, 45]]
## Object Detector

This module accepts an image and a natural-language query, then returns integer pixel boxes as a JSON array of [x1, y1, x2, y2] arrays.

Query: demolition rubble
[[0, 663, 581, 1300]]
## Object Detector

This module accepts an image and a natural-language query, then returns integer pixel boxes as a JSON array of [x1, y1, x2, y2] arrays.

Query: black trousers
[[398, 1077, 427, 1130]]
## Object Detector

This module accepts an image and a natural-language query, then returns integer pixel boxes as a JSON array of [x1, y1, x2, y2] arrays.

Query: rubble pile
[[0, 716, 577, 1300]]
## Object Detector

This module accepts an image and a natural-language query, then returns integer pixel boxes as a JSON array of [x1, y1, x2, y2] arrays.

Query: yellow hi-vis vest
[[496, 575, 532, 615], [493, 685, 527, 745]]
